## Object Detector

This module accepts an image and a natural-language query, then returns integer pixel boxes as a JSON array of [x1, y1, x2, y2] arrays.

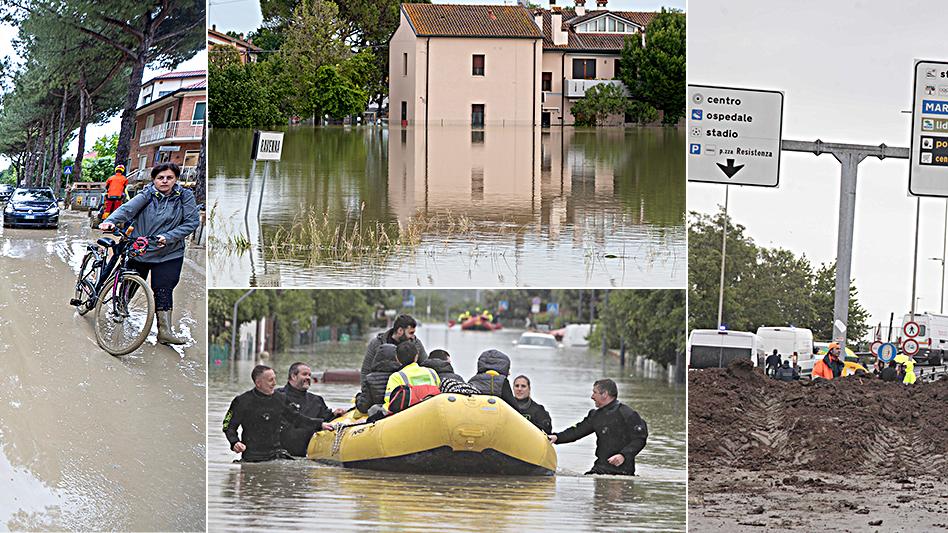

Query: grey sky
[[688, 0, 948, 336], [210, 0, 686, 36]]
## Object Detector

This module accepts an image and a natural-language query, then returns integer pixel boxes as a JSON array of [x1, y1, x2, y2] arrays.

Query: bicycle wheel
[[73, 251, 100, 316], [93, 273, 155, 356]]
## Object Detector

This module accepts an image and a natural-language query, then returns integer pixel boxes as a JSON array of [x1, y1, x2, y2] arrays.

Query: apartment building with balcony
[[389, 0, 655, 127], [208, 26, 262, 64], [129, 70, 206, 181]]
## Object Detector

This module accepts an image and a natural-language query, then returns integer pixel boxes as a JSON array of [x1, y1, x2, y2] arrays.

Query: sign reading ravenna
[[909, 59, 948, 197], [250, 130, 285, 161], [687, 85, 784, 187]]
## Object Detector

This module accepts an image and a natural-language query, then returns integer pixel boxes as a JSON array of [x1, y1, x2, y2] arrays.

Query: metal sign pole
[[717, 184, 729, 329], [910, 197, 920, 320], [257, 162, 269, 218], [781, 140, 909, 353], [244, 159, 258, 227]]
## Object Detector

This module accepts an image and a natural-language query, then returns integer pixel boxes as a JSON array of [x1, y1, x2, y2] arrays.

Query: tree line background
[[688, 209, 871, 344], [209, 288, 685, 368], [0, 0, 204, 196], [209, 0, 685, 128]]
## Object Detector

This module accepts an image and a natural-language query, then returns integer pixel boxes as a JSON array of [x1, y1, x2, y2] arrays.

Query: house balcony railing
[[139, 120, 204, 146], [564, 79, 630, 98]]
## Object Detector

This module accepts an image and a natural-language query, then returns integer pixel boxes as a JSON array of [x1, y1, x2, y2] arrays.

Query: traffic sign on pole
[[687, 85, 784, 187], [909, 59, 948, 197], [903, 321, 920, 338], [902, 338, 920, 356], [878, 342, 898, 362], [870, 340, 883, 356]]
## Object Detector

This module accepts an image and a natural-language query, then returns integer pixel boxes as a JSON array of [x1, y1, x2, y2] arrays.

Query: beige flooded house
[[389, 0, 656, 127]]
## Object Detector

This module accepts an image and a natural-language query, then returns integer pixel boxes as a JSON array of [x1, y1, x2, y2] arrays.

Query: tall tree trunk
[[22, 128, 32, 187], [54, 86, 68, 196], [115, 32, 150, 169], [36, 120, 47, 188], [194, 124, 206, 205], [73, 79, 89, 185]]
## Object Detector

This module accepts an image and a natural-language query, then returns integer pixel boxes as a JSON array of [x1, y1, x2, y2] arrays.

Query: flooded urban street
[[208, 324, 685, 532], [208, 126, 685, 288], [0, 210, 206, 531]]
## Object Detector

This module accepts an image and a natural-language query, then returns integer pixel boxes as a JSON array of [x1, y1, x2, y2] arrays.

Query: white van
[[756, 326, 817, 375], [687, 329, 764, 369], [898, 313, 948, 365]]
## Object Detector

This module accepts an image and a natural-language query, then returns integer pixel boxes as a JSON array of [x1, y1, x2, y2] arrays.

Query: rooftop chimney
[[533, 9, 543, 30], [552, 11, 566, 46], [596, 0, 607, 7], [551, 0, 560, 12], [575, 0, 585, 17]]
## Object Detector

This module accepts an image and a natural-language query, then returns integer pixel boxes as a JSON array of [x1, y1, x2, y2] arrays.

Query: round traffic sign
[[878, 342, 898, 362], [870, 340, 883, 355], [904, 321, 920, 338], [902, 338, 920, 356]]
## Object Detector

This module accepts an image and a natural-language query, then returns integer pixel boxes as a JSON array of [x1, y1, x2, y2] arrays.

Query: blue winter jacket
[[106, 183, 199, 263]]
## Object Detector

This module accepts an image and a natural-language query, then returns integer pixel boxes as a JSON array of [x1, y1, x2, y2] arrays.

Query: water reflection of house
[[129, 70, 206, 182], [389, 0, 656, 126]]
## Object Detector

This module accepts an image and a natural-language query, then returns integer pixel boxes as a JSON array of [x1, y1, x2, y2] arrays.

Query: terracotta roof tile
[[539, 9, 654, 51], [402, 3, 542, 38]]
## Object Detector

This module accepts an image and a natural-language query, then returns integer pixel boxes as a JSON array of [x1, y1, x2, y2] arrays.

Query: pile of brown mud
[[689, 359, 948, 477]]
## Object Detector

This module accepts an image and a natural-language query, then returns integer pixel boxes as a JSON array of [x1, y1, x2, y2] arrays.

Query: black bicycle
[[71, 227, 158, 356]]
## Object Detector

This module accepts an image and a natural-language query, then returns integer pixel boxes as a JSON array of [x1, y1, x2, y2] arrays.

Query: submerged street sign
[[687, 85, 784, 187], [909, 59, 948, 197], [250, 130, 285, 161]]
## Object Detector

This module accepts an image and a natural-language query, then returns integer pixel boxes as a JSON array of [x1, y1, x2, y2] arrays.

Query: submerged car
[[513, 331, 561, 349], [3, 188, 60, 228]]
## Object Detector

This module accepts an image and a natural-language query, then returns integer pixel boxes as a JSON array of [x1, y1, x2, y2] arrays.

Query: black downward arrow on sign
[[716, 159, 744, 179]]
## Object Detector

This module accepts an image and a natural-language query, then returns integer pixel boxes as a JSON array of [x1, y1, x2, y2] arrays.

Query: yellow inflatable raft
[[307, 393, 557, 476]]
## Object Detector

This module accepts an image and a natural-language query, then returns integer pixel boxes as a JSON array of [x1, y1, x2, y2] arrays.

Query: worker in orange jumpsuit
[[812, 342, 844, 380], [103, 165, 129, 217]]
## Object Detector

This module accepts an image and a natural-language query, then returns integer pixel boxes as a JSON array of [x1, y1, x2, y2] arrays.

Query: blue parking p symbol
[[689, 144, 701, 155]]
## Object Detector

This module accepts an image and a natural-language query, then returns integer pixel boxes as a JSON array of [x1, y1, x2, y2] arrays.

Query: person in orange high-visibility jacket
[[812, 343, 845, 380], [103, 165, 128, 216]]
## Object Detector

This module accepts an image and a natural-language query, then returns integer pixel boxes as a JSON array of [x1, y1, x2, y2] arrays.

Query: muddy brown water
[[208, 325, 686, 532], [208, 126, 685, 288], [0, 210, 206, 531]]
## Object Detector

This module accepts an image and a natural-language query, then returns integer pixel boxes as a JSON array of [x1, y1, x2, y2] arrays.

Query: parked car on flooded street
[[3, 187, 60, 228]]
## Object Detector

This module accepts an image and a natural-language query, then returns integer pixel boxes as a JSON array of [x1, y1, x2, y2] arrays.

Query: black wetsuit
[[515, 398, 553, 434], [276, 384, 335, 457], [554, 399, 648, 475], [222, 388, 322, 462]]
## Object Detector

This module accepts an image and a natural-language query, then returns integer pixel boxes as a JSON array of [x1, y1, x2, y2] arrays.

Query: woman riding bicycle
[[99, 162, 199, 345]]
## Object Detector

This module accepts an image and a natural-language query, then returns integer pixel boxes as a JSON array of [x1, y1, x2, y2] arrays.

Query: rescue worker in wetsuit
[[275, 362, 347, 457], [420, 349, 464, 382], [774, 360, 800, 381], [103, 165, 128, 216], [383, 342, 441, 411], [361, 315, 427, 388], [812, 343, 844, 380], [512, 375, 552, 434], [223, 365, 334, 462], [549, 379, 648, 476]]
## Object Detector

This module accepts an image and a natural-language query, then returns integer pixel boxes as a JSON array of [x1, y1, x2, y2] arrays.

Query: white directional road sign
[[902, 338, 920, 356], [909, 59, 948, 197], [250, 130, 285, 161], [903, 321, 920, 338], [687, 85, 784, 187]]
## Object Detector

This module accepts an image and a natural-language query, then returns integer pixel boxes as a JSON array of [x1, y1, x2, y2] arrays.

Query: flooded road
[[0, 210, 206, 531], [208, 126, 685, 288], [208, 324, 685, 532]]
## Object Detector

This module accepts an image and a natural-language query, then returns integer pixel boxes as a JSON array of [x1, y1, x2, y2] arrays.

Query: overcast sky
[[689, 0, 948, 335], [210, 0, 686, 36]]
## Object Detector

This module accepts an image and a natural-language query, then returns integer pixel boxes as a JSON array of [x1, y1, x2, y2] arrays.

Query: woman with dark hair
[[99, 162, 200, 345]]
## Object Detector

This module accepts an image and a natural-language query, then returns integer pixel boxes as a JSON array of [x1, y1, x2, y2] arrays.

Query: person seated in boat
[[361, 315, 428, 388], [548, 379, 648, 476], [355, 344, 401, 414], [223, 365, 334, 462], [512, 375, 552, 434], [468, 349, 517, 408], [421, 349, 464, 382], [276, 362, 348, 457], [383, 342, 441, 412]]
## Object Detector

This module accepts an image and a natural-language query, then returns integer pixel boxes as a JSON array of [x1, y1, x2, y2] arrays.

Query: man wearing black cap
[[549, 379, 648, 475]]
